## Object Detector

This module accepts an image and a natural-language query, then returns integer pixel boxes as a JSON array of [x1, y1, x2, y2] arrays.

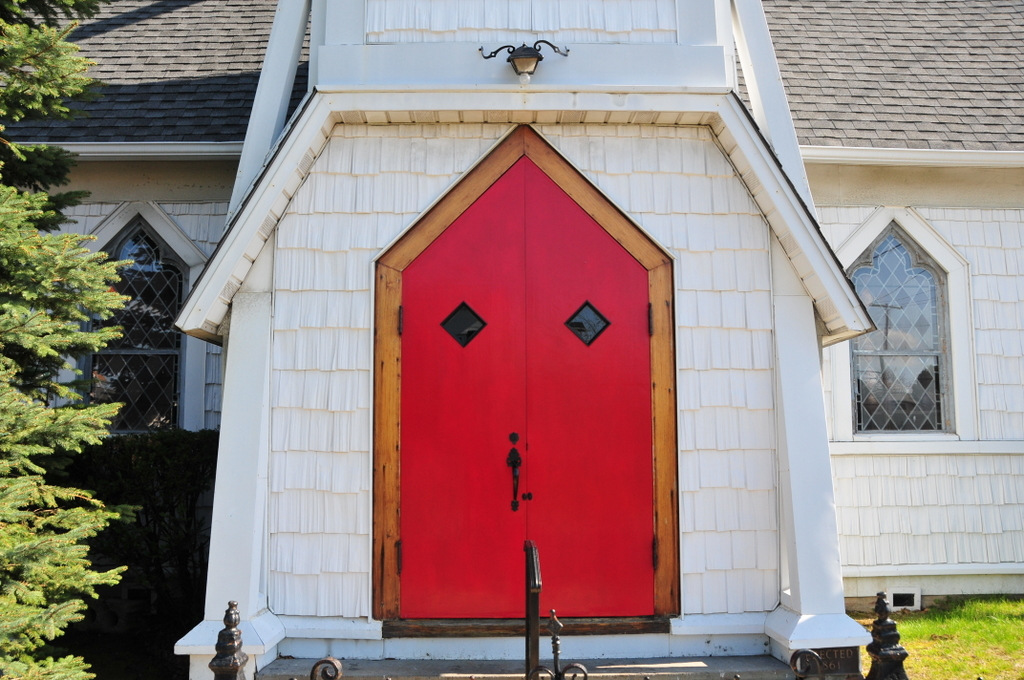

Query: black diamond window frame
[[87, 218, 185, 432], [848, 223, 951, 433], [441, 302, 487, 347], [565, 301, 611, 346]]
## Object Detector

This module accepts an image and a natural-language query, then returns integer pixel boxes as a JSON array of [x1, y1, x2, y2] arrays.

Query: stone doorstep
[[257, 656, 794, 680]]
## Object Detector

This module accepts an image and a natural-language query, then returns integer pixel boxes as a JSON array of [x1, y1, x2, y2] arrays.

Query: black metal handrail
[[525, 540, 542, 678]]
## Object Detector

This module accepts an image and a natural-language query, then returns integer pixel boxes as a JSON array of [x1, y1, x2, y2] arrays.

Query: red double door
[[400, 158, 654, 618]]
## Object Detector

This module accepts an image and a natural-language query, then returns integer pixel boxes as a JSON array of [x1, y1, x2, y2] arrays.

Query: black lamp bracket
[[479, 40, 570, 61]]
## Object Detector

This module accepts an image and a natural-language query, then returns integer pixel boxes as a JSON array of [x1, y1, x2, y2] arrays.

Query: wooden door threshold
[[383, 616, 671, 638]]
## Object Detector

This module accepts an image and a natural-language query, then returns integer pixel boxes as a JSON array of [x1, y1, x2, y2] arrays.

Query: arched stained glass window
[[850, 226, 949, 432], [90, 218, 184, 432]]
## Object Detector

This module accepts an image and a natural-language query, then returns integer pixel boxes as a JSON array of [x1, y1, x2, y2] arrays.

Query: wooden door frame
[[373, 125, 679, 622]]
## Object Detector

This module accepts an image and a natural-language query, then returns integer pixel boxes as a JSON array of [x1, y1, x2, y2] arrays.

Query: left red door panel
[[400, 161, 529, 618]]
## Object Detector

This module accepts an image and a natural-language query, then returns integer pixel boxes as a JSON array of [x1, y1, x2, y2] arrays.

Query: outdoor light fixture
[[480, 40, 569, 83]]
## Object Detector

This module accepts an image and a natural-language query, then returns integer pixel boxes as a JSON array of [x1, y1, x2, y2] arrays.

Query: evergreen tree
[[0, 2, 126, 679]]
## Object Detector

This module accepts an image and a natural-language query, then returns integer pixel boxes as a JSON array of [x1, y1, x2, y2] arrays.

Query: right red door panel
[[522, 161, 654, 616]]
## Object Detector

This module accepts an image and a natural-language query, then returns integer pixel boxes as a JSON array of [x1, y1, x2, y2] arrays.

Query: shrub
[[65, 429, 219, 634]]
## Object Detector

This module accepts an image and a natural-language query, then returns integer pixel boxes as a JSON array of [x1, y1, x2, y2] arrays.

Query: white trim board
[[830, 440, 1024, 455], [51, 142, 243, 161], [845, 564, 1024, 577], [801, 145, 1024, 168]]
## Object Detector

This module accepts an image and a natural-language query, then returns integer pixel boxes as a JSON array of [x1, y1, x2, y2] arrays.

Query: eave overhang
[[21, 141, 245, 162], [176, 90, 872, 346], [801, 145, 1024, 168]]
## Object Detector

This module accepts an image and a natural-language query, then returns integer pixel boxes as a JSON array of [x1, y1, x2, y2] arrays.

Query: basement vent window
[[887, 588, 922, 611]]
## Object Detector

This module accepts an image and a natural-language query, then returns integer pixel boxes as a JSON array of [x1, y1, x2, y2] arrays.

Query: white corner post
[[766, 238, 871, 662], [175, 250, 283, 678], [229, 0, 312, 214], [731, 0, 813, 210]]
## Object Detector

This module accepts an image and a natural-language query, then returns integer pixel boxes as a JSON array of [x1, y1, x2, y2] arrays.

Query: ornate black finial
[[210, 601, 249, 680], [528, 610, 588, 680], [866, 592, 910, 680], [549, 609, 564, 639]]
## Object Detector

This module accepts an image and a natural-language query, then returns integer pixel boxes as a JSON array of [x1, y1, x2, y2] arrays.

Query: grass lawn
[[850, 596, 1024, 680]]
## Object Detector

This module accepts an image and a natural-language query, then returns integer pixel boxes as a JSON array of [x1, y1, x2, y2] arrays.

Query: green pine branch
[[1, 1, 123, 678]]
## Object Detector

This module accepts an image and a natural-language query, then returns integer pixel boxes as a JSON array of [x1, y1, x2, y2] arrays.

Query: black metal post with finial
[[866, 592, 909, 680], [528, 610, 588, 680], [210, 601, 249, 680]]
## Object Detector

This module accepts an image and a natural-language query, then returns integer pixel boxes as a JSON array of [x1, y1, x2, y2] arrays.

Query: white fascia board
[[715, 97, 873, 341], [845, 564, 1024, 578], [176, 94, 339, 339], [801, 145, 1024, 168], [49, 141, 243, 161]]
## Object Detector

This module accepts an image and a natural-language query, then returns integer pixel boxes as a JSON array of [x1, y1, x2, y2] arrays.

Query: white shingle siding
[[917, 207, 1024, 440], [365, 0, 678, 45], [269, 123, 780, 618], [63, 202, 121, 235], [161, 201, 231, 256], [204, 345, 223, 430], [834, 455, 1024, 567]]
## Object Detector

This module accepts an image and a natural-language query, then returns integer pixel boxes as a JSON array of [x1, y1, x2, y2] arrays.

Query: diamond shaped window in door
[[565, 301, 610, 345], [442, 302, 487, 346]]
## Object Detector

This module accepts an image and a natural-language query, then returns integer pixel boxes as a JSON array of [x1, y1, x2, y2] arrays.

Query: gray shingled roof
[[8, 0, 283, 143], [8, 0, 1024, 151], [764, 0, 1024, 151]]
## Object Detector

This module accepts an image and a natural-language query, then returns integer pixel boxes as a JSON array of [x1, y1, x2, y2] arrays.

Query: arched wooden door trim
[[373, 125, 679, 622]]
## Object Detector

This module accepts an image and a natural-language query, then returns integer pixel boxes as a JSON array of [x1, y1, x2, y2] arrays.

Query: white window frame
[[829, 206, 977, 442], [86, 201, 209, 431]]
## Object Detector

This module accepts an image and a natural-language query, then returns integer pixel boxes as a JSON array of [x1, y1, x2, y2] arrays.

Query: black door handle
[[507, 432, 521, 511]]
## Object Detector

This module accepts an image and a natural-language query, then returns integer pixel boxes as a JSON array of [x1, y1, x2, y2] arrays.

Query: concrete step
[[257, 656, 794, 680]]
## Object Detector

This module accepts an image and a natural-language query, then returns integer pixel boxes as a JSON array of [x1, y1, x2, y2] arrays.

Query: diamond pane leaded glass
[[854, 355, 941, 431], [90, 225, 183, 432], [851, 232, 945, 432], [91, 353, 179, 431]]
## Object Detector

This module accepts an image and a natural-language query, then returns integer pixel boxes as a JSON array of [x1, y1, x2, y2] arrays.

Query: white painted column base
[[175, 608, 286, 680], [765, 607, 870, 666]]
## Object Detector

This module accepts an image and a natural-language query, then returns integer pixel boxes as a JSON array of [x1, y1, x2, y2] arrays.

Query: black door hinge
[[396, 540, 403, 574], [652, 536, 659, 569], [398, 306, 404, 336], [648, 303, 654, 336]]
